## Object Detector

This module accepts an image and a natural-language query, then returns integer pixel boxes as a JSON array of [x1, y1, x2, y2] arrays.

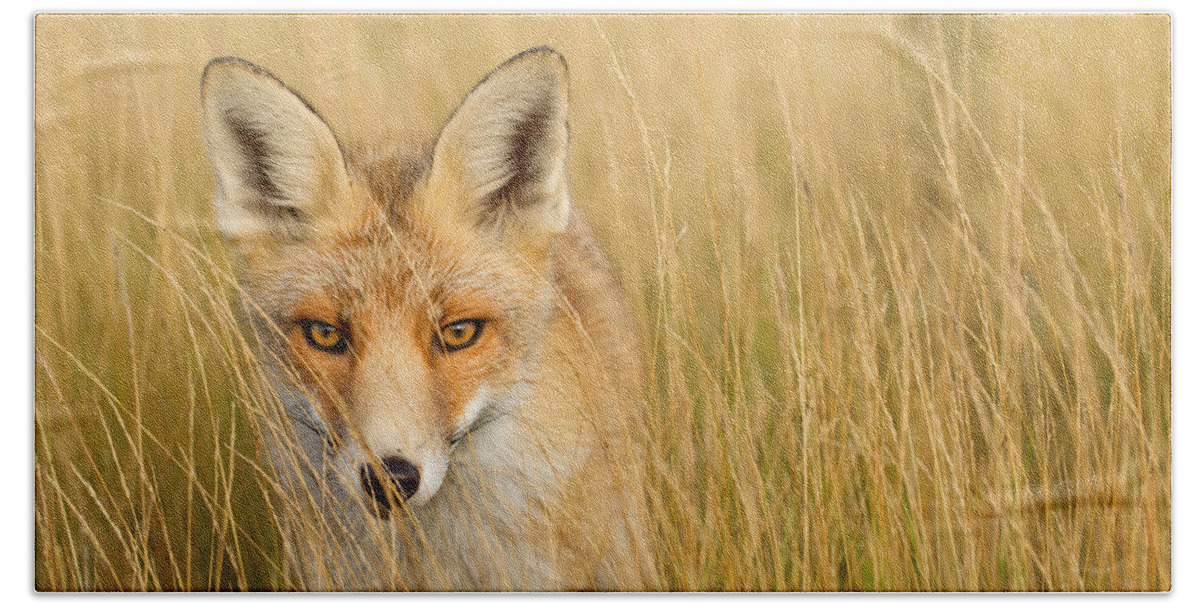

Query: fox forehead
[[239, 165, 550, 330]]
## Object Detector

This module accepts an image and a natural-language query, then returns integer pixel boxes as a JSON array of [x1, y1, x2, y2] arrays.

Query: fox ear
[[201, 57, 356, 241], [426, 47, 571, 247]]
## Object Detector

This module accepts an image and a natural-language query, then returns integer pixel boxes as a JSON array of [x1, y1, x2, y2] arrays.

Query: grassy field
[[34, 14, 1170, 591]]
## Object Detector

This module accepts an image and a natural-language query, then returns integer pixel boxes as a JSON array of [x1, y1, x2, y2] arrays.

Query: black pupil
[[450, 325, 468, 341], [310, 324, 339, 346]]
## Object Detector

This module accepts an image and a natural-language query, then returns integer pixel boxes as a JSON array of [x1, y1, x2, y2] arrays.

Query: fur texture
[[202, 48, 653, 591]]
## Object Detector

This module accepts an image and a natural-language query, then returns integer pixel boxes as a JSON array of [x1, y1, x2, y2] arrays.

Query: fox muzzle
[[359, 456, 421, 511]]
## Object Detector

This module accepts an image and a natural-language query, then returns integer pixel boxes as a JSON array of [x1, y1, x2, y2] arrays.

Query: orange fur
[[203, 48, 654, 590]]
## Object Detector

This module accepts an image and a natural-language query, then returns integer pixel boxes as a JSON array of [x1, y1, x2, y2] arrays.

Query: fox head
[[202, 48, 571, 510]]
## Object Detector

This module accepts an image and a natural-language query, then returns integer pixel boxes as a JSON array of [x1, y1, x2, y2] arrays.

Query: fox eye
[[436, 319, 484, 353], [301, 320, 349, 354]]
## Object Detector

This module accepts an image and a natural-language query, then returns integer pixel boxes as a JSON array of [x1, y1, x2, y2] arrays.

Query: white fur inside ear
[[429, 49, 572, 238], [202, 58, 351, 240]]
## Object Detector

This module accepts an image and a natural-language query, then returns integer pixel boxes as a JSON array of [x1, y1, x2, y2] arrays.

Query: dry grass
[[34, 14, 1170, 591]]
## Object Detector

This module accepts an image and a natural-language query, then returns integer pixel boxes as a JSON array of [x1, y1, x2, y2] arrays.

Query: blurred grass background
[[34, 14, 1170, 591]]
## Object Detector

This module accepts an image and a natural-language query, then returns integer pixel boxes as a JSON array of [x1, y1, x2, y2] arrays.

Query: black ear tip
[[203, 56, 261, 82], [523, 45, 564, 59], [205, 55, 249, 70], [201, 57, 295, 98], [504, 46, 568, 73]]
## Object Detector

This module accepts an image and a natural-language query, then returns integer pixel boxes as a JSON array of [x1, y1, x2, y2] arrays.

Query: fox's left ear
[[425, 47, 570, 249], [201, 57, 359, 244]]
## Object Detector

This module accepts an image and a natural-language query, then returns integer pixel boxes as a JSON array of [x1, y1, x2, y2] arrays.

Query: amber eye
[[436, 319, 484, 353], [301, 320, 349, 354]]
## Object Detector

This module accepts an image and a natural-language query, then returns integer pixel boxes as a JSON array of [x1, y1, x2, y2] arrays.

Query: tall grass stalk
[[35, 14, 1170, 591]]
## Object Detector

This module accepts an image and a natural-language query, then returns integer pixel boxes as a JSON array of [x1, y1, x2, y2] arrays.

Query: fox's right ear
[[424, 48, 570, 252], [202, 58, 358, 242]]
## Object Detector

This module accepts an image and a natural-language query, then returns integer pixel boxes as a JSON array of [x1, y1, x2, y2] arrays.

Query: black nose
[[359, 456, 421, 509]]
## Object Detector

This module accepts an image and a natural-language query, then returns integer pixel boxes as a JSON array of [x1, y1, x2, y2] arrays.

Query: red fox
[[201, 48, 653, 590]]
